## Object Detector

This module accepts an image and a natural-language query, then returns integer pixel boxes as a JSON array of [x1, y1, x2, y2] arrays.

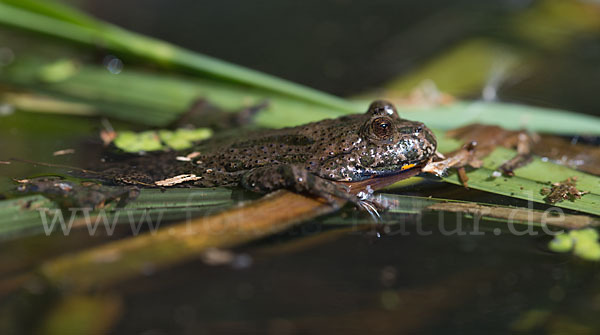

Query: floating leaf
[[158, 128, 213, 150], [113, 131, 162, 152], [549, 228, 600, 261], [548, 233, 574, 253], [113, 128, 213, 152]]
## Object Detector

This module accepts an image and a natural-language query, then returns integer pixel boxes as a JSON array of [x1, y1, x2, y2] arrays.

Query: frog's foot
[[354, 186, 386, 221], [357, 199, 382, 222], [422, 142, 483, 187], [241, 164, 366, 210]]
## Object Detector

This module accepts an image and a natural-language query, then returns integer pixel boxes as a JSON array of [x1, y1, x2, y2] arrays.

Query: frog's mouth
[[339, 162, 427, 193], [368, 161, 429, 178]]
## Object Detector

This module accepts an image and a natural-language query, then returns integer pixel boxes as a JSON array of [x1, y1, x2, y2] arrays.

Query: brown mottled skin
[[105, 100, 437, 205]]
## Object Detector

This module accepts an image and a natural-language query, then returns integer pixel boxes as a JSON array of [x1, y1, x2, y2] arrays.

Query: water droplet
[[103, 55, 123, 74]]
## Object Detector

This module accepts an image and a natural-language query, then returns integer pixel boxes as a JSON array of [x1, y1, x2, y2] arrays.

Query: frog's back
[[97, 100, 437, 193], [189, 115, 365, 185]]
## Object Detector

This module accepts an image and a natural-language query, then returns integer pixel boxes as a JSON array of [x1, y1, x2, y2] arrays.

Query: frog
[[100, 100, 438, 207]]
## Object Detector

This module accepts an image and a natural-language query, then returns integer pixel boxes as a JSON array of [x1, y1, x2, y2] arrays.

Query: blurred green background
[[66, 0, 600, 115]]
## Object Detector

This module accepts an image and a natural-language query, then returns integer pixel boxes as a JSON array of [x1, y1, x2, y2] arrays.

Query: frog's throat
[[366, 162, 429, 179]]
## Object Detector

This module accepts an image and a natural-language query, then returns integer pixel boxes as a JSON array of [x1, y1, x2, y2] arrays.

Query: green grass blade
[[443, 166, 600, 216], [6, 57, 600, 134], [3, 58, 357, 126], [0, 188, 233, 241], [0, 1, 359, 113], [392, 101, 600, 135], [438, 147, 600, 216], [0, 195, 58, 239], [0, 0, 100, 27]]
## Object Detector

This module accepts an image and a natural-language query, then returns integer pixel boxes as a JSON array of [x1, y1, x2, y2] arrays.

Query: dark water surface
[[111, 217, 600, 334]]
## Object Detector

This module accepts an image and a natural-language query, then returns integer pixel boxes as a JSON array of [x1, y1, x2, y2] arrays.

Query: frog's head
[[357, 100, 437, 177]]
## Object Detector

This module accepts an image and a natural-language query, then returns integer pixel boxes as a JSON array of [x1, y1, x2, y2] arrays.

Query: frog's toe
[[358, 200, 382, 222], [422, 164, 448, 177]]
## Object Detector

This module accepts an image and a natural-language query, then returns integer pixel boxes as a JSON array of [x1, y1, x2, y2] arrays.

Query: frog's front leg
[[240, 164, 361, 207]]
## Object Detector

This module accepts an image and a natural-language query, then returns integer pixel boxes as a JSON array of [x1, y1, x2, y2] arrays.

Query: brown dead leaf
[[541, 177, 589, 204]]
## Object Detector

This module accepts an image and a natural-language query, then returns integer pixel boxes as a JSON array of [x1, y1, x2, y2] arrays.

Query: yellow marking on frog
[[401, 163, 416, 171]]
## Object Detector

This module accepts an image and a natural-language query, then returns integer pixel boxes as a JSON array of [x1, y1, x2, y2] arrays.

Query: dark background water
[[76, 0, 600, 115]]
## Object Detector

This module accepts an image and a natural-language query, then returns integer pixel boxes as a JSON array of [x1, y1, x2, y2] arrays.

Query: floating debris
[[200, 247, 253, 268], [100, 130, 117, 146], [100, 118, 117, 146], [175, 151, 201, 162], [154, 174, 202, 187], [52, 148, 75, 156], [200, 248, 234, 266], [0, 161, 10, 165], [541, 177, 588, 204]]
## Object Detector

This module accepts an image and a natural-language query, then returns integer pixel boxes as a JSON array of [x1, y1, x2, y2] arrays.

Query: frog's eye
[[371, 117, 392, 138]]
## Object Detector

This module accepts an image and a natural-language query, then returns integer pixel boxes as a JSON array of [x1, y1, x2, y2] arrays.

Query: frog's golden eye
[[371, 117, 392, 138]]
